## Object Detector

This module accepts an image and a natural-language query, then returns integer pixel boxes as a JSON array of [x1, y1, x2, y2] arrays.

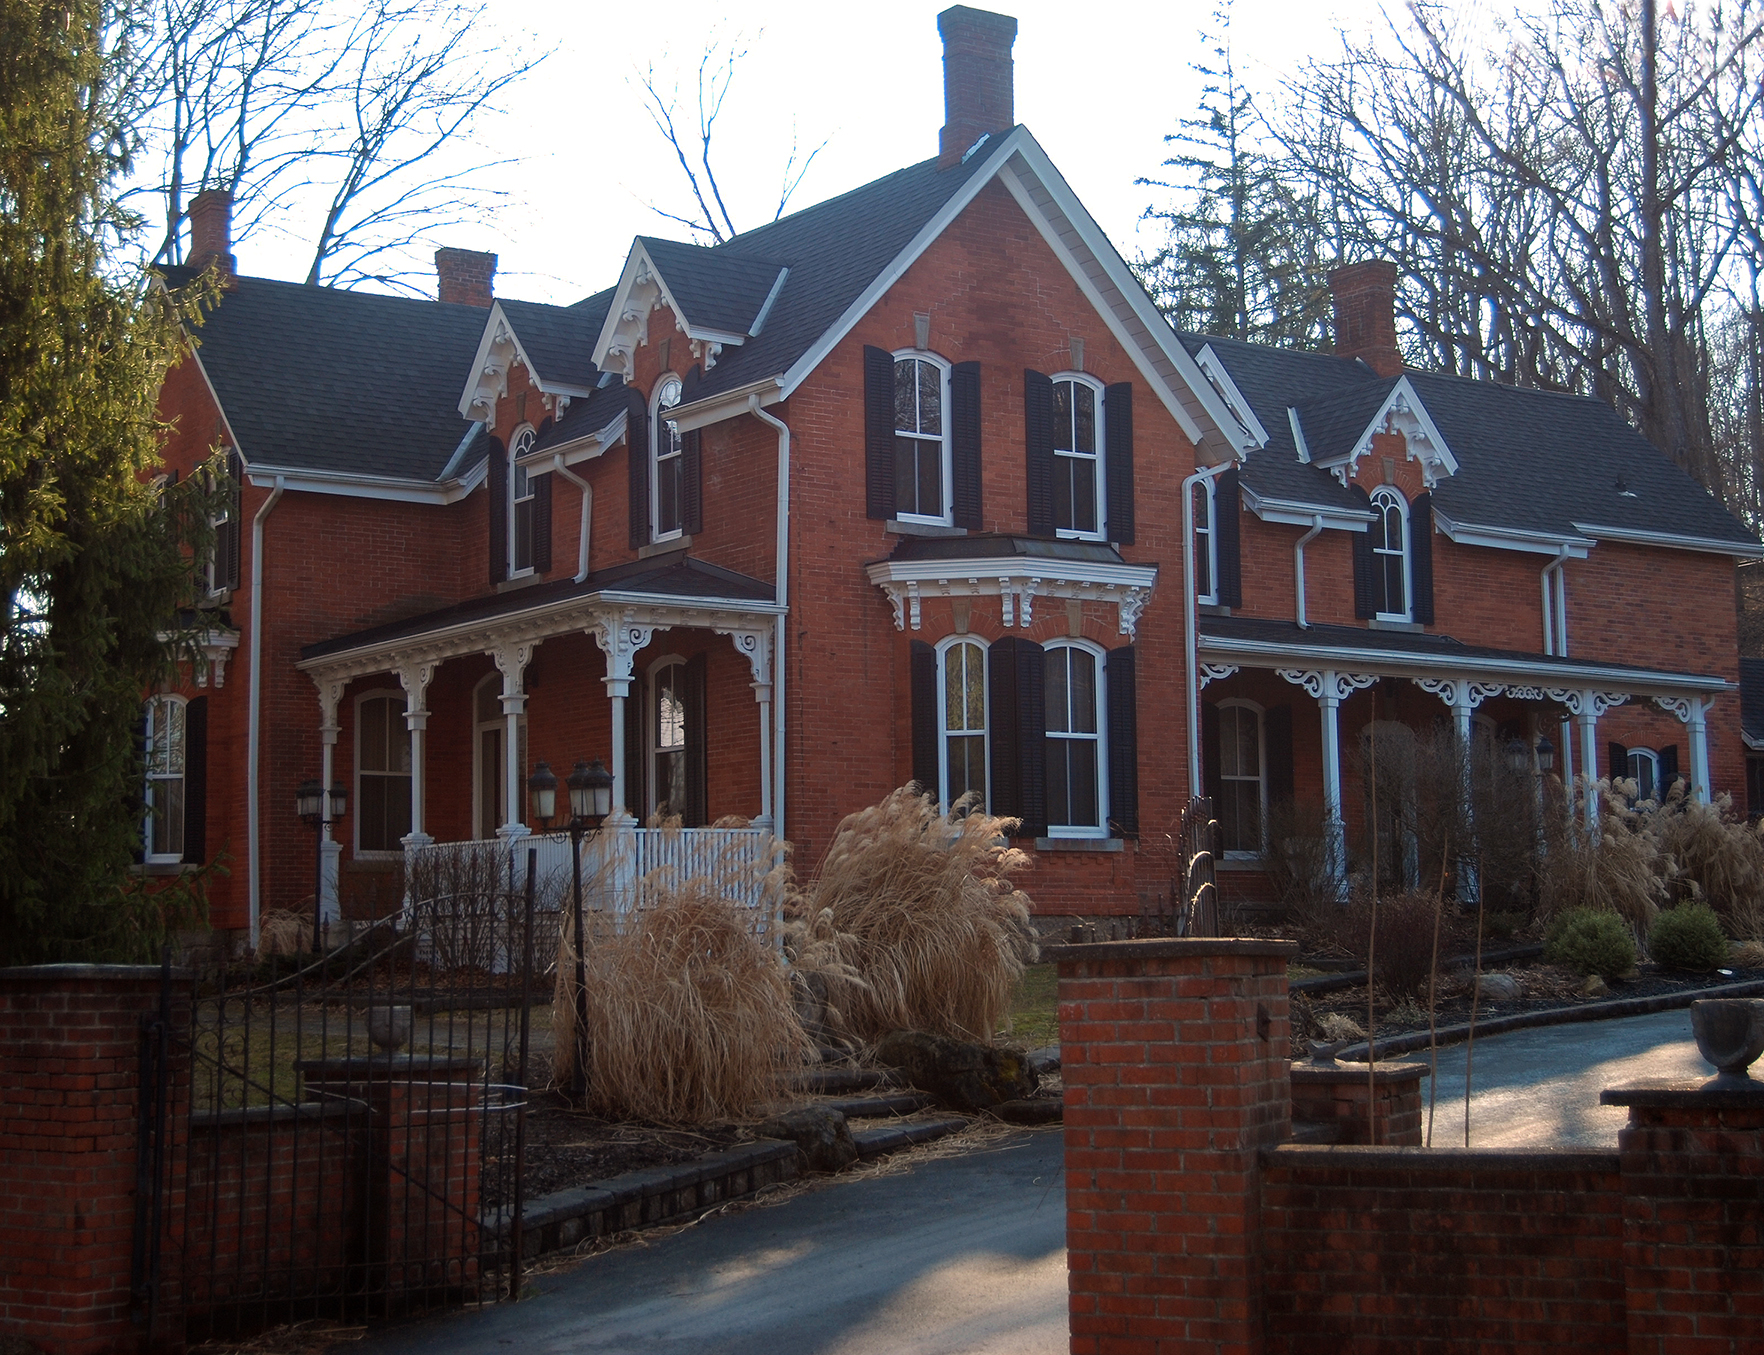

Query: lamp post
[[529, 756, 611, 1104], [296, 777, 347, 954]]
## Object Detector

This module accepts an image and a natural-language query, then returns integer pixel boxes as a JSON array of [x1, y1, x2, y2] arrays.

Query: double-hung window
[[1053, 376, 1104, 539], [1369, 487, 1410, 621], [939, 638, 988, 810], [1044, 641, 1106, 836], [1627, 748, 1659, 802], [1193, 477, 1216, 604], [143, 695, 187, 862], [356, 692, 412, 854], [1216, 700, 1265, 855], [509, 425, 536, 576], [652, 657, 688, 818], [652, 376, 684, 541], [893, 354, 949, 522]]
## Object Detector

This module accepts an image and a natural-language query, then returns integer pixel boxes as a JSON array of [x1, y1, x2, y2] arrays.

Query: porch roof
[[1199, 614, 1733, 699]]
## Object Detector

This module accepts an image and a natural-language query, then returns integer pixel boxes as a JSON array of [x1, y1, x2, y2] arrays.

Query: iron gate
[[138, 850, 540, 1342]]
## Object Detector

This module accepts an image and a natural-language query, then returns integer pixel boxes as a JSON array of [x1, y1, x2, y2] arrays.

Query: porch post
[[397, 659, 436, 847], [489, 641, 540, 840], [589, 614, 657, 818], [1655, 695, 1715, 805], [1416, 679, 1506, 900], [717, 624, 775, 833], [1576, 692, 1600, 830], [1278, 668, 1376, 901], [314, 676, 345, 923]]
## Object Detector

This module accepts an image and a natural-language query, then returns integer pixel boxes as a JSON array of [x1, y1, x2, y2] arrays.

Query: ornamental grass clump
[[1544, 906, 1638, 979], [787, 787, 1037, 1045], [1539, 781, 1662, 931], [1652, 790, 1764, 941], [1647, 902, 1729, 973]]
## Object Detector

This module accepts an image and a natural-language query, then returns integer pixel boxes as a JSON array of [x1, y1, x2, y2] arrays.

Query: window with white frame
[[509, 425, 536, 575], [356, 692, 412, 854], [1044, 641, 1106, 835], [1053, 375, 1104, 539], [651, 656, 688, 818], [1369, 487, 1410, 621], [893, 354, 949, 522], [143, 694, 187, 862], [1627, 747, 1659, 802], [1216, 699, 1265, 855], [652, 376, 684, 541], [939, 638, 988, 811], [1193, 477, 1216, 604]]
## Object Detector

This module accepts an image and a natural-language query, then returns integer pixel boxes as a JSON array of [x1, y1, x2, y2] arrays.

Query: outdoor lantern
[[528, 761, 558, 825], [1504, 738, 1530, 775], [1536, 736, 1555, 773], [327, 783, 347, 822], [568, 757, 614, 826], [296, 777, 323, 823]]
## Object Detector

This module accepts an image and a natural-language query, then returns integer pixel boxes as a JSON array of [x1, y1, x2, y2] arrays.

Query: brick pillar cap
[[1601, 1079, 1764, 1109], [1291, 1060, 1431, 1085], [0, 963, 189, 982], [1044, 937, 1298, 965]]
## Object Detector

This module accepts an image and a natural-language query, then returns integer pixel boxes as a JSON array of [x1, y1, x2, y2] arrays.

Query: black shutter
[[1608, 741, 1629, 782], [683, 653, 708, 827], [487, 436, 508, 585], [1023, 370, 1055, 537], [1016, 640, 1047, 838], [910, 641, 940, 798], [1410, 490, 1435, 624], [220, 451, 243, 590], [1660, 744, 1680, 794], [627, 387, 650, 548], [624, 674, 646, 818], [1104, 382, 1135, 546], [1216, 467, 1242, 608], [1266, 704, 1294, 808], [1350, 485, 1376, 619], [988, 637, 1047, 837], [1202, 702, 1223, 801], [532, 471, 553, 574], [681, 426, 703, 536], [131, 707, 148, 864], [182, 696, 208, 864], [864, 345, 896, 519], [1106, 645, 1139, 837], [951, 361, 982, 529]]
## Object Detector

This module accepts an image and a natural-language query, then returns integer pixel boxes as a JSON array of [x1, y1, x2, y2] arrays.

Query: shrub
[[1544, 907, 1637, 978], [1647, 902, 1729, 972], [1652, 790, 1764, 940], [787, 787, 1037, 1044], [1309, 889, 1455, 998], [1731, 939, 1764, 970]]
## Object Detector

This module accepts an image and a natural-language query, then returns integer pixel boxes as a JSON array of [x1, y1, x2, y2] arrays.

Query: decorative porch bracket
[[1653, 694, 1715, 805], [1543, 688, 1630, 827], [1199, 663, 1238, 688], [1277, 669, 1377, 899], [489, 639, 542, 840], [588, 616, 655, 820], [395, 655, 442, 848]]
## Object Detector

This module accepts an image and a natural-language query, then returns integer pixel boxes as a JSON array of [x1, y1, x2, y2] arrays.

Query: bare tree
[[636, 35, 826, 245], [125, 0, 539, 291]]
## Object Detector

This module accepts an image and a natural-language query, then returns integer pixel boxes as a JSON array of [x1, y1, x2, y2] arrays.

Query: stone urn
[[368, 1004, 412, 1053], [1689, 998, 1764, 1089]]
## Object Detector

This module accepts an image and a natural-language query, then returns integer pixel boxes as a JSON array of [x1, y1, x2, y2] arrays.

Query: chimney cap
[[435, 247, 497, 307]]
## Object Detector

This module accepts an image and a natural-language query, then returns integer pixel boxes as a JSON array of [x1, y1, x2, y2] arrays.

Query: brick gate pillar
[[1601, 1078, 1764, 1354], [1052, 938, 1295, 1355]]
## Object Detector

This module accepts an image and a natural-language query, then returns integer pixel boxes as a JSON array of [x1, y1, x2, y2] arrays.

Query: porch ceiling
[[1198, 614, 1733, 700]]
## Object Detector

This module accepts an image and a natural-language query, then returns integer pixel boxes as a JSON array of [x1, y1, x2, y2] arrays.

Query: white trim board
[[1571, 521, 1764, 559]]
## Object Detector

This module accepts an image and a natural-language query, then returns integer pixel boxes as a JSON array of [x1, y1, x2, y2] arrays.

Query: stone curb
[[850, 1114, 970, 1159], [1334, 975, 1764, 1062], [1291, 944, 1545, 997]]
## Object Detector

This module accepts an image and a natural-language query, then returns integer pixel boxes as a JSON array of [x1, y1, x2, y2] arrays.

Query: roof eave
[[1571, 521, 1764, 559]]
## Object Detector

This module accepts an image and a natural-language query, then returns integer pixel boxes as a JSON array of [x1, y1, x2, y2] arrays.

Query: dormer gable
[[459, 293, 612, 430], [1290, 374, 1458, 490], [592, 238, 790, 382]]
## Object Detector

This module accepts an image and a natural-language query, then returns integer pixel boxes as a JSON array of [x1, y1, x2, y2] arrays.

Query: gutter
[[551, 455, 593, 583], [1183, 461, 1233, 798], [1294, 515, 1324, 630], [747, 396, 791, 843], [247, 474, 286, 950]]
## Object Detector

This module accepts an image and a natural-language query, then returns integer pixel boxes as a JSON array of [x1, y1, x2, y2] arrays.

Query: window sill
[[345, 855, 401, 872], [887, 519, 964, 538], [1368, 618, 1423, 632], [1034, 836, 1124, 853], [1216, 855, 1268, 871], [640, 535, 692, 559], [133, 861, 195, 877], [495, 572, 543, 594], [1198, 603, 1232, 616]]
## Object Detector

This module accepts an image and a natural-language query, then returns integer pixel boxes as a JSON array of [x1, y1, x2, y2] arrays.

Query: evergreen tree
[[1136, 0, 1332, 347], [1, 0, 221, 963]]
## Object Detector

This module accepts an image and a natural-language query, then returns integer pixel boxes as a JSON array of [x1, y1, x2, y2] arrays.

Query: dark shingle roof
[[638, 238, 789, 338], [181, 275, 492, 481], [530, 377, 629, 456], [498, 289, 613, 391]]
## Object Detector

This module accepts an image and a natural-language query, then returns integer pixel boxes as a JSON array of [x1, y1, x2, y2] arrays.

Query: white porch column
[[717, 624, 776, 833], [1543, 688, 1628, 830], [314, 676, 345, 924], [1416, 679, 1502, 901], [490, 640, 540, 840], [589, 614, 656, 818], [397, 659, 437, 848], [1278, 668, 1376, 900], [1656, 695, 1716, 804]]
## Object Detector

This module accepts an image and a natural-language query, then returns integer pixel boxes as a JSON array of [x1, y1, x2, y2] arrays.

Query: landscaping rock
[[874, 1029, 1038, 1112], [987, 1096, 1063, 1125], [1476, 972, 1523, 1001], [754, 1106, 857, 1173], [1025, 1046, 1062, 1076], [1582, 974, 1611, 998]]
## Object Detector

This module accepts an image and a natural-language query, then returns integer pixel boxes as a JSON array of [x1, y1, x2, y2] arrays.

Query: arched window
[[938, 637, 988, 811], [355, 691, 411, 854], [509, 424, 536, 576], [1369, 486, 1410, 621], [143, 694, 188, 862], [1193, 476, 1216, 604], [1217, 699, 1265, 855], [1627, 747, 1659, 802], [651, 656, 688, 818], [892, 353, 949, 523], [1044, 640, 1108, 835], [651, 376, 684, 541], [1053, 375, 1105, 540]]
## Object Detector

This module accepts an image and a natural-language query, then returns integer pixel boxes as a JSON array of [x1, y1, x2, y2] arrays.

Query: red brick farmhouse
[[147, 6, 1763, 947]]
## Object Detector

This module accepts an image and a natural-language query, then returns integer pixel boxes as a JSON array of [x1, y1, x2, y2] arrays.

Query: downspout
[[748, 393, 790, 844], [551, 455, 592, 582], [246, 474, 286, 952], [1294, 514, 1324, 630], [1540, 544, 1570, 655], [1183, 460, 1233, 799]]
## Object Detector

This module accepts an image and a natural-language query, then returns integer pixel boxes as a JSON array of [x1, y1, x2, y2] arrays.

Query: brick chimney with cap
[[187, 189, 235, 284], [937, 6, 1017, 169], [1328, 260, 1403, 378], [435, 247, 496, 307]]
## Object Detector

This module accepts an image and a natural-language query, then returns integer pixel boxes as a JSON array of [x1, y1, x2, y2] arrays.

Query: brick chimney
[[187, 189, 235, 283], [937, 6, 1017, 169], [435, 248, 496, 307], [1329, 260, 1403, 378]]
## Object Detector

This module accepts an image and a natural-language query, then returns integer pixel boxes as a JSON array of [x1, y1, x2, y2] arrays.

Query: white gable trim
[[1309, 376, 1459, 488], [513, 410, 628, 470], [590, 241, 764, 382], [458, 302, 600, 424], [1194, 345, 1270, 452], [244, 460, 484, 505]]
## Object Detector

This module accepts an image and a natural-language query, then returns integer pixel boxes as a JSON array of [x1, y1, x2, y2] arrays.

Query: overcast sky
[[231, 0, 1508, 306]]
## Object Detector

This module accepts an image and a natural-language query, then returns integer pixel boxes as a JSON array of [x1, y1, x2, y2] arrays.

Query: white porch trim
[[866, 556, 1158, 638]]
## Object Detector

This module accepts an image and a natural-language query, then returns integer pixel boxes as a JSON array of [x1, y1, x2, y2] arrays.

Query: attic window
[[510, 425, 536, 575]]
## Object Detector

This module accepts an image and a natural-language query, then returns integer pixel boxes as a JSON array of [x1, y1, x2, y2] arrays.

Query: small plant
[[1544, 906, 1637, 979], [1309, 890, 1454, 998], [1316, 1012, 1366, 1042], [1731, 939, 1764, 970], [1647, 902, 1729, 972]]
